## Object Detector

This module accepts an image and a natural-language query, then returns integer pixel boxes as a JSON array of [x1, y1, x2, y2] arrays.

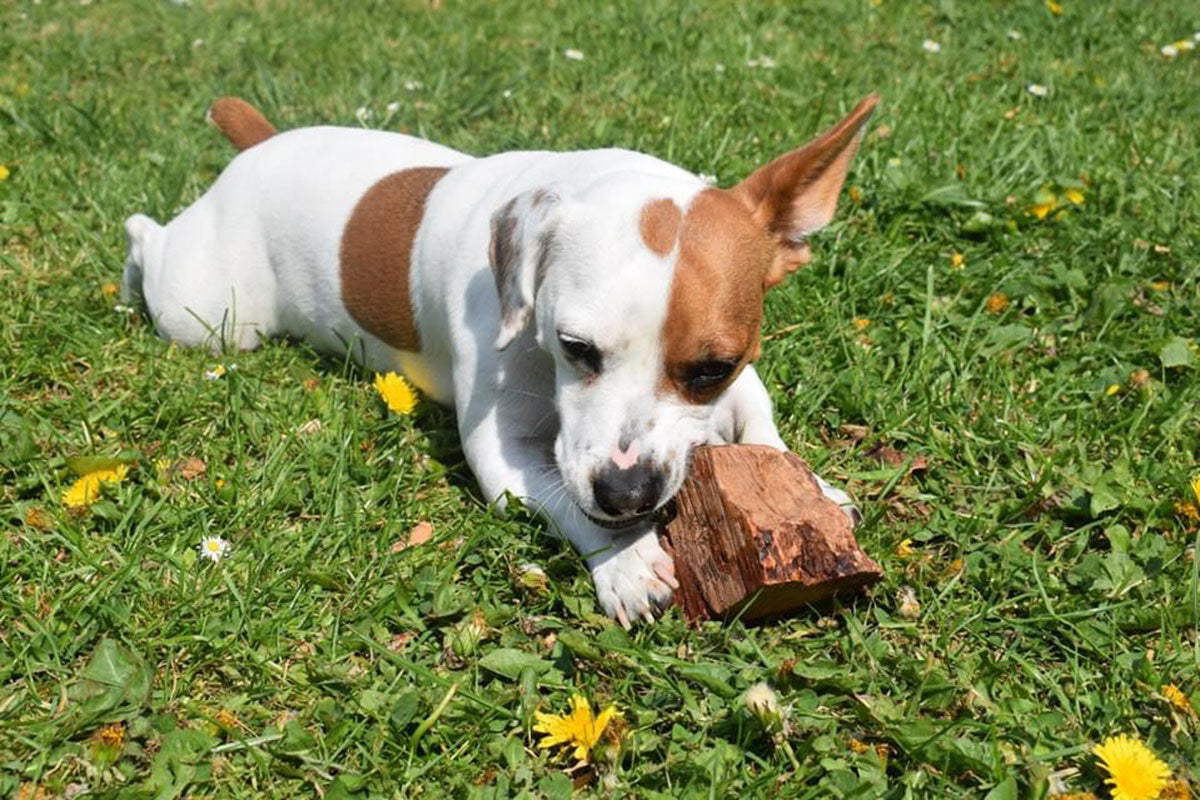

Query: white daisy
[[1026, 83, 1049, 97], [403, 80, 422, 91], [1007, 30, 1022, 41], [386, 100, 400, 113], [355, 106, 372, 123], [198, 536, 230, 563], [1161, 44, 1179, 58], [563, 48, 584, 61], [922, 39, 942, 53]]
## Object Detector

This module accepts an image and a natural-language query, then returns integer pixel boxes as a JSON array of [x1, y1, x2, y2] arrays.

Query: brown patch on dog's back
[[341, 167, 448, 352], [639, 198, 682, 256], [661, 189, 773, 401]]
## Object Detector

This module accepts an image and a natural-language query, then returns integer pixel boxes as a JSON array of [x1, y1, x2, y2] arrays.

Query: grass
[[2, 0, 1198, 796]]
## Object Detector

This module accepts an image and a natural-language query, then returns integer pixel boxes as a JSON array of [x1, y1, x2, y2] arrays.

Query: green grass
[[2, 0, 1199, 797]]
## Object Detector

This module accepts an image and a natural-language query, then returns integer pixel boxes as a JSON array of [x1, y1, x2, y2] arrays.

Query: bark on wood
[[661, 445, 882, 623]]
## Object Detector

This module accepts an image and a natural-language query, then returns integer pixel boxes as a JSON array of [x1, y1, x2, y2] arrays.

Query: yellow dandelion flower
[[1106, 384, 1122, 397], [1191, 474, 1200, 505], [950, 252, 965, 270], [100, 281, 120, 297], [986, 292, 1009, 314], [216, 708, 240, 729], [1150, 281, 1171, 292], [1046, 0, 1063, 14], [854, 318, 871, 331], [374, 372, 418, 415], [1030, 201, 1055, 220], [1093, 734, 1170, 800], [895, 538, 916, 557], [1029, 185, 1058, 220], [848, 186, 863, 204], [1065, 188, 1085, 205], [0, 165, 10, 181], [534, 694, 618, 762], [848, 738, 870, 754], [1162, 684, 1194, 716], [62, 465, 130, 508]]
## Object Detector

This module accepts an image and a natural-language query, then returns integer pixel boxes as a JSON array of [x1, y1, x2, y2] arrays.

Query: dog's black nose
[[592, 462, 664, 519]]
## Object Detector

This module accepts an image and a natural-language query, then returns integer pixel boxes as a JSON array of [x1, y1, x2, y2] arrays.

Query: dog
[[123, 95, 877, 626]]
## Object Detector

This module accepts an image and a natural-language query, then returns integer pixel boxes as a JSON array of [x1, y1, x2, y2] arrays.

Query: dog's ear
[[489, 187, 561, 350], [731, 94, 879, 289]]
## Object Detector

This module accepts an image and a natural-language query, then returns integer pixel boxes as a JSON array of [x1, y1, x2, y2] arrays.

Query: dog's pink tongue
[[611, 440, 641, 470]]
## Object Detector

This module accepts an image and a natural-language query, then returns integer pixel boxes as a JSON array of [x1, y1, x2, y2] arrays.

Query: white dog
[[123, 95, 877, 626]]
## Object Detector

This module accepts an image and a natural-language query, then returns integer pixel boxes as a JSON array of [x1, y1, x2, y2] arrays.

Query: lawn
[[2, 0, 1198, 797]]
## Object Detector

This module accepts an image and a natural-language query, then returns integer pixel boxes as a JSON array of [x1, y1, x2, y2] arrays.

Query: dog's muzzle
[[590, 461, 664, 521]]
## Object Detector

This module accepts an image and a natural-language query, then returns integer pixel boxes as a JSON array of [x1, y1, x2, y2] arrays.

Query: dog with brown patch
[[123, 95, 878, 626]]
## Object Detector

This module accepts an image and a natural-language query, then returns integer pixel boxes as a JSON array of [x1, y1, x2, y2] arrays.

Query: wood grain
[[661, 445, 881, 623]]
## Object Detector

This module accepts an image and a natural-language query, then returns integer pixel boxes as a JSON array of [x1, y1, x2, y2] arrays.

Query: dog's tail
[[206, 97, 277, 151]]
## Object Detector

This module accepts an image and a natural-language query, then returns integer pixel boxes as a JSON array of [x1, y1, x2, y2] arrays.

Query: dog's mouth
[[577, 502, 672, 531]]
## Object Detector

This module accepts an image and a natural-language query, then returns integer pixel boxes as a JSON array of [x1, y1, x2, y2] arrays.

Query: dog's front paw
[[589, 530, 679, 628]]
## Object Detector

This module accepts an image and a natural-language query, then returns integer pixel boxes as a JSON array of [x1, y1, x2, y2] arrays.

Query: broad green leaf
[[389, 691, 421, 729], [678, 663, 736, 698], [69, 638, 151, 723], [978, 324, 1032, 358], [0, 411, 36, 467], [356, 689, 388, 714], [1159, 336, 1195, 369], [1089, 475, 1122, 516], [919, 183, 985, 208], [537, 773, 573, 800], [984, 775, 1018, 800], [477, 648, 552, 681], [144, 729, 215, 800]]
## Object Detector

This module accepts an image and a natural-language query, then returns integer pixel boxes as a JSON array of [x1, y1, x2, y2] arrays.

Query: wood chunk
[[661, 445, 881, 623]]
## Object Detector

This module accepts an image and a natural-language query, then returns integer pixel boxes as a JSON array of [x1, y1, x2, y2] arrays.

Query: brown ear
[[489, 187, 562, 350], [732, 94, 879, 288]]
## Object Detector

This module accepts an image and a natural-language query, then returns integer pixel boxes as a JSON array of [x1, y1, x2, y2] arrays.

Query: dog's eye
[[685, 359, 737, 391], [558, 334, 602, 374]]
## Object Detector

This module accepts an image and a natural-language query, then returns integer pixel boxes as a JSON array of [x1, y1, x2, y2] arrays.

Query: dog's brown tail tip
[[206, 97, 277, 151]]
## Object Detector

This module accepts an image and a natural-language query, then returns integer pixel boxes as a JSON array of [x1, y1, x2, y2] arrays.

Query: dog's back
[[122, 105, 469, 355]]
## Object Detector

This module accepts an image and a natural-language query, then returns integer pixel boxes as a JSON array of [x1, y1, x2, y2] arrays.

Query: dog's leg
[[714, 367, 862, 524], [458, 407, 677, 627]]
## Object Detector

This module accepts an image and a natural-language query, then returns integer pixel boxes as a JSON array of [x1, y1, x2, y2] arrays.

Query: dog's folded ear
[[732, 94, 880, 289], [489, 187, 562, 350]]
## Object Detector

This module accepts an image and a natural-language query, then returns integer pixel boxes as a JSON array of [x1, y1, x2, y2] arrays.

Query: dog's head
[[489, 95, 878, 527]]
